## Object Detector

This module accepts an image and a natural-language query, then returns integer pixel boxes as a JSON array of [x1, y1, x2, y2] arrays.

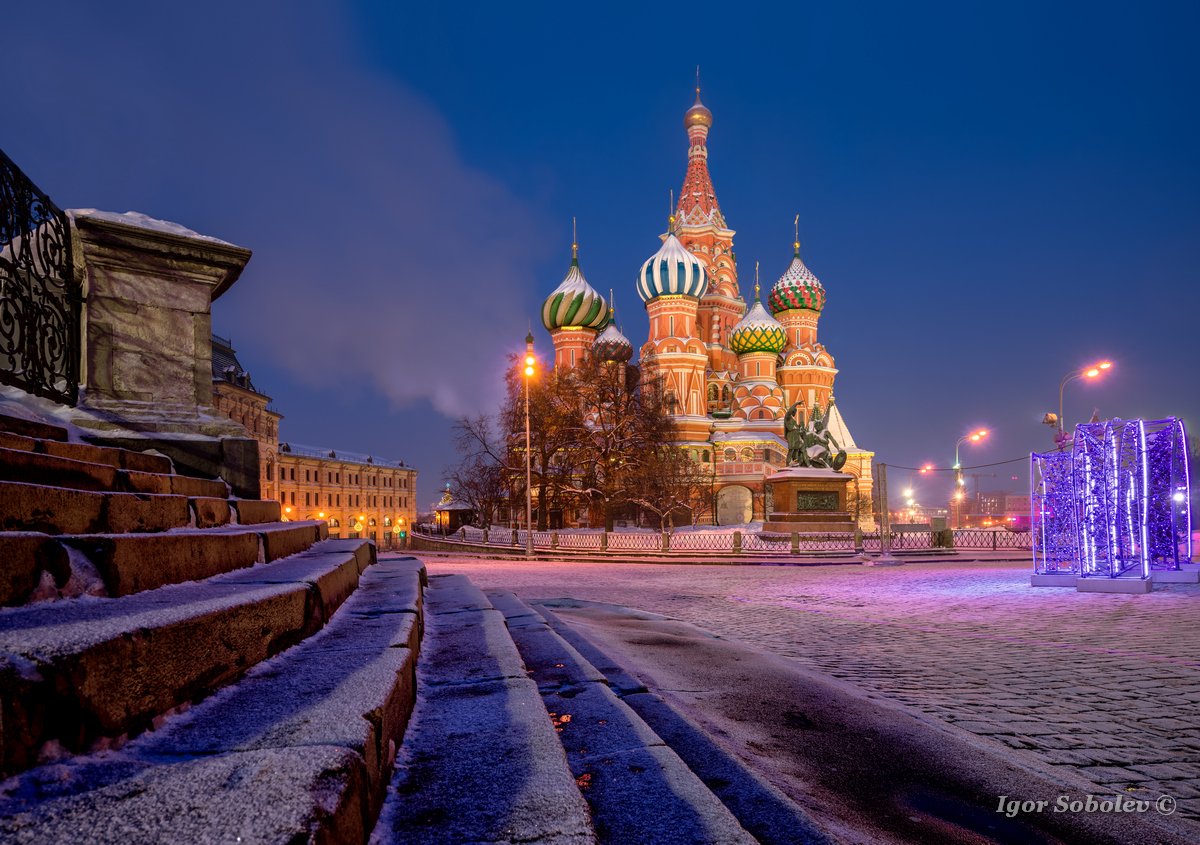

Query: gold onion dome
[[767, 241, 826, 314], [592, 309, 633, 363], [541, 244, 609, 331], [729, 281, 787, 355], [684, 88, 712, 129]]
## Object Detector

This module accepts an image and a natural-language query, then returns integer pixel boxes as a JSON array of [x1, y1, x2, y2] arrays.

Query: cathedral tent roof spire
[[676, 72, 725, 229]]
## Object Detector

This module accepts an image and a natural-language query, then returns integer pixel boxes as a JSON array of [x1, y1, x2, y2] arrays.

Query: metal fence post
[[733, 531, 742, 554], [512, 528, 518, 546], [662, 532, 670, 552], [482, 529, 488, 545], [551, 531, 558, 549], [854, 525, 863, 553], [993, 530, 998, 551], [791, 532, 800, 554], [601, 531, 608, 552]]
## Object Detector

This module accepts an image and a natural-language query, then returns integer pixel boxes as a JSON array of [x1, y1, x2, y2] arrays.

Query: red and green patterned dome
[[767, 243, 826, 314], [729, 288, 787, 355]]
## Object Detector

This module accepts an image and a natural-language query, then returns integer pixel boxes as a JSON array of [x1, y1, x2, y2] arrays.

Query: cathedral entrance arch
[[717, 485, 753, 525]]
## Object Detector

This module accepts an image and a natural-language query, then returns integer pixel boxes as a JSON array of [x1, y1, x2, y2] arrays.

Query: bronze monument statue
[[783, 398, 848, 470]]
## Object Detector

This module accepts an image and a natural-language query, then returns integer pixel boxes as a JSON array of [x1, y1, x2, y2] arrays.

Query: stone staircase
[[0, 410, 829, 842]]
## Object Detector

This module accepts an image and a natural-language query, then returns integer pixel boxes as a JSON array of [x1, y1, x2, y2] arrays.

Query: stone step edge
[[487, 590, 759, 845], [0, 538, 374, 776], [373, 574, 596, 845], [3, 520, 328, 604], [0, 445, 225, 498], [0, 557, 427, 845], [532, 599, 833, 845]]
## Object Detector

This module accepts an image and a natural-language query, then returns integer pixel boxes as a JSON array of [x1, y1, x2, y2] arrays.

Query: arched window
[[723, 448, 736, 462], [384, 517, 392, 527], [741, 447, 754, 461], [721, 385, 731, 403], [708, 384, 718, 402]]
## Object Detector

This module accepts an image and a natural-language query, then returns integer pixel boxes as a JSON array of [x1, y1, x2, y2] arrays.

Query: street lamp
[[954, 429, 989, 476], [523, 332, 537, 559], [1052, 360, 1113, 449], [952, 429, 988, 529]]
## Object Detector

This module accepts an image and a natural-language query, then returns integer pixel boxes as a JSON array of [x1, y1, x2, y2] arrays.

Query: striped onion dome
[[636, 223, 708, 303], [592, 312, 633, 363], [767, 243, 826, 314], [729, 286, 787, 355], [541, 246, 609, 331]]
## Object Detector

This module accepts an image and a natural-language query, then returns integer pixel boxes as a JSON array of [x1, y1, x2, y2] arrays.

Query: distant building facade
[[211, 335, 283, 501], [276, 444, 416, 547], [210, 334, 417, 547]]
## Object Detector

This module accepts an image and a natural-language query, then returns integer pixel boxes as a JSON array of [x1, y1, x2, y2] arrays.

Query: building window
[[724, 448, 736, 462], [741, 447, 754, 461]]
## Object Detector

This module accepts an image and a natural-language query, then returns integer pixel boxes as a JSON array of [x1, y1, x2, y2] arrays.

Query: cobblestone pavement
[[418, 554, 1200, 820]]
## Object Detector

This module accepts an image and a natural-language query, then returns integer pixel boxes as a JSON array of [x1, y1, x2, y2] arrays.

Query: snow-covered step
[[0, 538, 369, 776], [487, 590, 759, 845], [375, 574, 595, 844], [0, 480, 190, 535], [0, 556, 425, 844]]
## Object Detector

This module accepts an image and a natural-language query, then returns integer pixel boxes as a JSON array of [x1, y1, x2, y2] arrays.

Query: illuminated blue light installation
[[1031, 450, 1077, 575], [1031, 417, 1191, 580]]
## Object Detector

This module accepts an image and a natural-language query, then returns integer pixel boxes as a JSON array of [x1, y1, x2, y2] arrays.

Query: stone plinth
[[763, 467, 854, 533], [64, 210, 261, 498]]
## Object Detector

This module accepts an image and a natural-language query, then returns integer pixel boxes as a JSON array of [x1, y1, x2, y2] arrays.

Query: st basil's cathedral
[[539, 86, 874, 525]]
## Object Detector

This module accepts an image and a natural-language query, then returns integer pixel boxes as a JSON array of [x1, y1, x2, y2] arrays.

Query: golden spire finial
[[571, 216, 578, 261], [668, 189, 676, 232], [696, 65, 701, 100], [793, 213, 801, 255], [754, 261, 760, 300]]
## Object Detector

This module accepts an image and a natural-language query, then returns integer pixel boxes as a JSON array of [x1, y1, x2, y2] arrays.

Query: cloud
[[3, 2, 546, 418]]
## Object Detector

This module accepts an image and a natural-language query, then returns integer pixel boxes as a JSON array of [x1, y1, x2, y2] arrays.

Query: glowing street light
[[523, 332, 537, 559], [954, 429, 989, 473], [1052, 360, 1114, 447]]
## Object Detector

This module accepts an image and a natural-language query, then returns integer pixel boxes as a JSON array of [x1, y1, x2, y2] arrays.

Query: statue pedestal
[[763, 467, 854, 534]]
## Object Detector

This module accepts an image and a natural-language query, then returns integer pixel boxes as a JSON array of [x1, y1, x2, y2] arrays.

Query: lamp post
[[523, 332, 536, 559], [1053, 360, 1113, 449], [952, 429, 989, 529]]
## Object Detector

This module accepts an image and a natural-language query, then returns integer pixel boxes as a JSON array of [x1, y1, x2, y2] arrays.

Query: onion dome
[[684, 87, 712, 130], [767, 241, 826, 314], [636, 219, 708, 303], [729, 280, 787, 355], [592, 308, 633, 363], [541, 243, 609, 331]]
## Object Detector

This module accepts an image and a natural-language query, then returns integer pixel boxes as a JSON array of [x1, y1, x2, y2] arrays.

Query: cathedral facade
[[540, 88, 874, 526]]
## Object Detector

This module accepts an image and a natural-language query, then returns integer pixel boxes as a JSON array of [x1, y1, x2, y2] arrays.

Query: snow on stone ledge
[[68, 209, 234, 246]]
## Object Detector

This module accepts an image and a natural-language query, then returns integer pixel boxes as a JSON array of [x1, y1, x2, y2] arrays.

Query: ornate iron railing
[[418, 524, 1034, 555], [0, 150, 79, 405]]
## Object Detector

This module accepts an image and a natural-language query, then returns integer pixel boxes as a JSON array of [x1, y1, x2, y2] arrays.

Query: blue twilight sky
[[4, 2, 1198, 509]]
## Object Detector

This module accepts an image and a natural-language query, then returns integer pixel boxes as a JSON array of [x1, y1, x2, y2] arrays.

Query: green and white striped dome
[[542, 248, 609, 331], [729, 289, 787, 355]]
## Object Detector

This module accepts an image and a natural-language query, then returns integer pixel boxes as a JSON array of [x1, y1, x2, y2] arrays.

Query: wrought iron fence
[[669, 532, 735, 552], [417, 524, 1033, 556], [954, 529, 1033, 550], [0, 150, 79, 405]]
